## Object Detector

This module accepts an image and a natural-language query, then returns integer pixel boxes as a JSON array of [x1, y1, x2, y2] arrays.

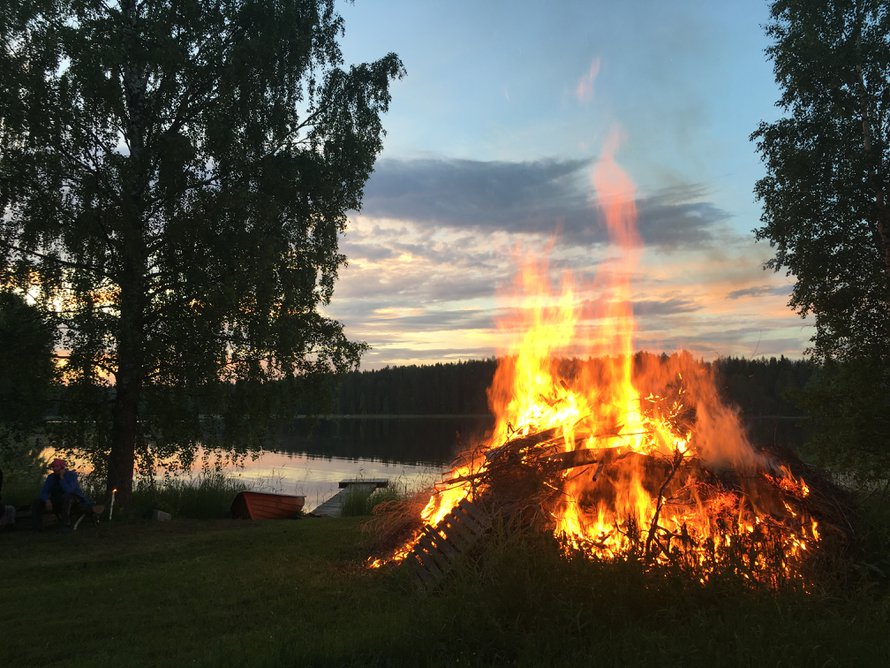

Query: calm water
[[227, 415, 493, 511], [204, 414, 803, 511]]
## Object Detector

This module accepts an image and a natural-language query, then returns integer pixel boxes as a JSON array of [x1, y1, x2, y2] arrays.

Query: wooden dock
[[338, 478, 389, 489], [311, 479, 389, 517]]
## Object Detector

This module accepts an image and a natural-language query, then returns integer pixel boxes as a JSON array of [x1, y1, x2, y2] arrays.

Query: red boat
[[230, 491, 306, 520]]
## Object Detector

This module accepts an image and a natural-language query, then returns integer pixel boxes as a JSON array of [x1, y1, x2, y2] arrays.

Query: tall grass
[[0, 467, 43, 508], [129, 473, 248, 519], [340, 485, 403, 517]]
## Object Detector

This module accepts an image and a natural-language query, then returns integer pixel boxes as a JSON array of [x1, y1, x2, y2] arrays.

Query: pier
[[310, 479, 389, 517]]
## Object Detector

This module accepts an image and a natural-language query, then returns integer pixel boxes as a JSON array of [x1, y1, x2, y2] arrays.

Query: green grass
[[2, 510, 890, 667], [3, 470, 890, 666]]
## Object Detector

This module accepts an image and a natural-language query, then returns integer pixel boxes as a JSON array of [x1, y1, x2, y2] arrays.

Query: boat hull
[[231, 491, 305, 520]]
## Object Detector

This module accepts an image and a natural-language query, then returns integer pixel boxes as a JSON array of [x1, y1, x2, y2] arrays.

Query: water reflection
[[273, 415, 494, 466], [221, 451, 443, 512], [230, 416, 493, 511], [223, 415, 805, 511]]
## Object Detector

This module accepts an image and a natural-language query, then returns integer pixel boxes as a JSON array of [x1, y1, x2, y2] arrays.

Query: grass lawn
[[2, 515, 890, 667]]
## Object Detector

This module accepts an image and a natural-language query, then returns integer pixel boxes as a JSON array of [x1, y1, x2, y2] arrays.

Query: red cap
[[49, 458, 66, 471]]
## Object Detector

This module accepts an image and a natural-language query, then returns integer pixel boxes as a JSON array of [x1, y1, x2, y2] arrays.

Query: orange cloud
[[575, 57, 601, 103]]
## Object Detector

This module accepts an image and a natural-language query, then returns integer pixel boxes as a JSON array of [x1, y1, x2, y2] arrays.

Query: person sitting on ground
[[31, 458, 102, 530]]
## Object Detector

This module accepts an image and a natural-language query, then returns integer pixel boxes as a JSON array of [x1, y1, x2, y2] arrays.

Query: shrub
[[800, 357, 890, 486]]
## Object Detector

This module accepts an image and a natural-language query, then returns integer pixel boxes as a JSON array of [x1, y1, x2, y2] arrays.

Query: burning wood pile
[[367, 133, 848, 588], [369, 354, 847, 589]]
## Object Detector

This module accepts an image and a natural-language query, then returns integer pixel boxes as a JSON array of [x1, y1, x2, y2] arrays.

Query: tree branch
[[0, 240, 111, 278]]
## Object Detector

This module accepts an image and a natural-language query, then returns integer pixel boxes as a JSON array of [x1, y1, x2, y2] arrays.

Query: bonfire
[[368, 132, 846, 588]]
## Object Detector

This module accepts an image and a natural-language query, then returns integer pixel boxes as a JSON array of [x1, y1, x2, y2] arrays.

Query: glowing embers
[[550, 427, 821, 586]]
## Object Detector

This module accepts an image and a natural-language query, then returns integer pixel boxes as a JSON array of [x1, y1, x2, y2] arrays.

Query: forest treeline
[[329, 354, 814, 419]]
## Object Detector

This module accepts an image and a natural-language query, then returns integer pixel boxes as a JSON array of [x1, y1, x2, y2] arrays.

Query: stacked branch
[[369, 415, 851, 587]]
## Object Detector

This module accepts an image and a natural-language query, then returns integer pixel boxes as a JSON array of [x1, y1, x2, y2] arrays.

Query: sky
[[325, 0, 812, 370]]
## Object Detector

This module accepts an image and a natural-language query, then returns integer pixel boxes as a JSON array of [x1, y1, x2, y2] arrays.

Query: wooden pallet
[[409, 497, 492, 590]]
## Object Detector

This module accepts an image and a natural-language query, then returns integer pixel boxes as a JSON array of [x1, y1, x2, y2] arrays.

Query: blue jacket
[[39, 470, 94, 507]]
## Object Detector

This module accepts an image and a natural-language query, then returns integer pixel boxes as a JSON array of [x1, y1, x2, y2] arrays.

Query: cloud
[[725, 284, 791, 300], [645, 287, 805, 357], [361, 156, 588, 230], [360, 345, 497, 367], [636, 185, 730, 249], [360, 158, 732, 250], [331, 159, 811, 370], [575, 57, 601, 103], [632, 297, 700, 316], [337, 232, 506, 306], [366, 306, 496, 332]]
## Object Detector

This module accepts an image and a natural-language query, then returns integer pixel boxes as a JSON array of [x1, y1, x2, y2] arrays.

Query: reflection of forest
[[275, 356, 814, 464], [274, 416, 494, 466]]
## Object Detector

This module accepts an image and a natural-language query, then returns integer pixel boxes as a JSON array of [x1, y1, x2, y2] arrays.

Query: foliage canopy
[[0, 0, 404, 498], [753, 0, 890, 477], [0, 291, 55, 461], [752, 0, 890, 362]]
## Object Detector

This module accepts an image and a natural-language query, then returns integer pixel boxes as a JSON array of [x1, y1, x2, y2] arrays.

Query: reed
[[341, 484, 404, 517], [0, 467, 43, 508], [128, 473, 248, 519]]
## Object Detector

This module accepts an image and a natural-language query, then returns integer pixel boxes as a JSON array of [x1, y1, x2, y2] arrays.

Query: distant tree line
[[327, 355, 815, 420], [28, 354, 813, 423], [713, 355, 813, 418], [330, 360, 498, 416]]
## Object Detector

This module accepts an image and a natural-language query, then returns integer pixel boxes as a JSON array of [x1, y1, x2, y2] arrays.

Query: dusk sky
[[326, 0, 812, 369]]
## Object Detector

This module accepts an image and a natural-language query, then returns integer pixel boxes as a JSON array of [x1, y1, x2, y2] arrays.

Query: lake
[[219, 414, 809, 511], [223, 415, 494, 511]]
